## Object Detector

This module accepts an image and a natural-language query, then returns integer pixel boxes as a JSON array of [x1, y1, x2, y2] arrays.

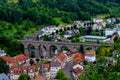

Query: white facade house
[[50, 61, 61, 78], [105, 28, 120, 36], [92, 23, 103, 30], [38, 25, 59, 38], [84, 50, 96, 62], [64, 30, 74, 38], [93, 18, 103, 23], [107, 18, 116, 24], [74, 20, 82, 28], [80, 35, 110, 43]]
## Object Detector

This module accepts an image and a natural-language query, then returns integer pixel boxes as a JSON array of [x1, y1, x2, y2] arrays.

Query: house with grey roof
[[0, 73, 9, 80]]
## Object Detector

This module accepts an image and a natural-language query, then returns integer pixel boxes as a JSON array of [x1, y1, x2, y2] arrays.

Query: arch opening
[[49, 45, 58, 58], [61, 46, 69, 53], [28, 44, 35, 58]]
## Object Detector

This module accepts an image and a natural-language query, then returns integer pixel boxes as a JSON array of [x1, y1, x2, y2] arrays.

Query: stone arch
[[61, 46, 69, 53], [27, 44, 36, 58], [85, 46, 93, 50], [110, 34, 119, 43], [49, 45, 58, 58], [40, 45, 48, 58]]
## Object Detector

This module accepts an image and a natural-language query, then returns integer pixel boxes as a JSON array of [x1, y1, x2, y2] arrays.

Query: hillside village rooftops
[[10, 65, 40, 75], [84, 35, 107, 40]]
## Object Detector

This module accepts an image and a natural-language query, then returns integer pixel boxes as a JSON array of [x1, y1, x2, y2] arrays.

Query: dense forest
[[0, 0, 120, 56]]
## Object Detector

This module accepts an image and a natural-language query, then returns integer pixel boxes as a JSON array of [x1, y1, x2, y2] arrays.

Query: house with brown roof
[[1, 54, 29, 67], [9, 65, 40, 80], [66, 48, 79, 62], [72, 64, 83, 79], [54, 53, 67, 68], [50, 61, 61, 78], [84, 49, 96, 62]]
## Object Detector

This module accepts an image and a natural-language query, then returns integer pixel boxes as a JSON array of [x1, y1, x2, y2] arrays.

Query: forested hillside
[[0, 0, 120, 56]]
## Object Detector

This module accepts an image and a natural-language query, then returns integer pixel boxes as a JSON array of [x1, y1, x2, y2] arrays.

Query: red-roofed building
[[54, 53, 67, 68], [73, 53, 84, 62], [9, 65, 40, 80], [1, 54, 29, 67]]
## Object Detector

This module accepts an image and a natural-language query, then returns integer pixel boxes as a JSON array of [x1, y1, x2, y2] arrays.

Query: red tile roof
[[43, 64, 50, 71], [50, 61, 61, 67], [1, 54, 29, 66], [56, 53, 67, 63], [73, 53, 84, 61], [10, 65, 40, 75]]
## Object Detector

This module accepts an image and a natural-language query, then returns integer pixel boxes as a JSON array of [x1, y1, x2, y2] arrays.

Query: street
[[64, 61, 75, 80]]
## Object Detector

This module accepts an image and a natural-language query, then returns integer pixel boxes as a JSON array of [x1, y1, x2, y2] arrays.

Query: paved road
[[64, 61, 75, 80]]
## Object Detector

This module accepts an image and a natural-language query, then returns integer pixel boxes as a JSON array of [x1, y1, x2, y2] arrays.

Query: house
[[43, 64, 50, 79], [74, 20, 82, 28], [0, 73, 9, 80], [9, 65, 40, 80], [1, 54, 29, 67], [107, 18, 116, 24], [73, 53, 84, 62], [57, 25, 64, 31], [84, 49, 96, 62], [50, 61, 61, 78], [70, 48, 78, 53], [64, 30, 75, 38], [105, 28, 120, 36], [54, 53, 67, 68], [92, 22, 104, 30], [93, 18, 103, 23], [80, 35, 110, 43], [0, 50, 6, 56], [66, 48, 78, 62], [72, 64, 83, 79]]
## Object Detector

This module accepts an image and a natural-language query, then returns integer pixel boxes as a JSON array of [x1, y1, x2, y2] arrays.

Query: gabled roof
[[56, 53, 67, 63], [70, 48, 78, 53], [10, 65, 40, 75], [85, 49, 96, 56], [73, 64, 83, 76], [50, 61, 61, 67], [73, 53, 84, 61], [1, 54, 29, 66]]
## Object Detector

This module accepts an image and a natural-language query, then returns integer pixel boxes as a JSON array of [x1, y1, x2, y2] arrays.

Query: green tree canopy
[[18, 73, 30, 80], [56, 70, 71, 80], [0, 58, 9, 74]]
